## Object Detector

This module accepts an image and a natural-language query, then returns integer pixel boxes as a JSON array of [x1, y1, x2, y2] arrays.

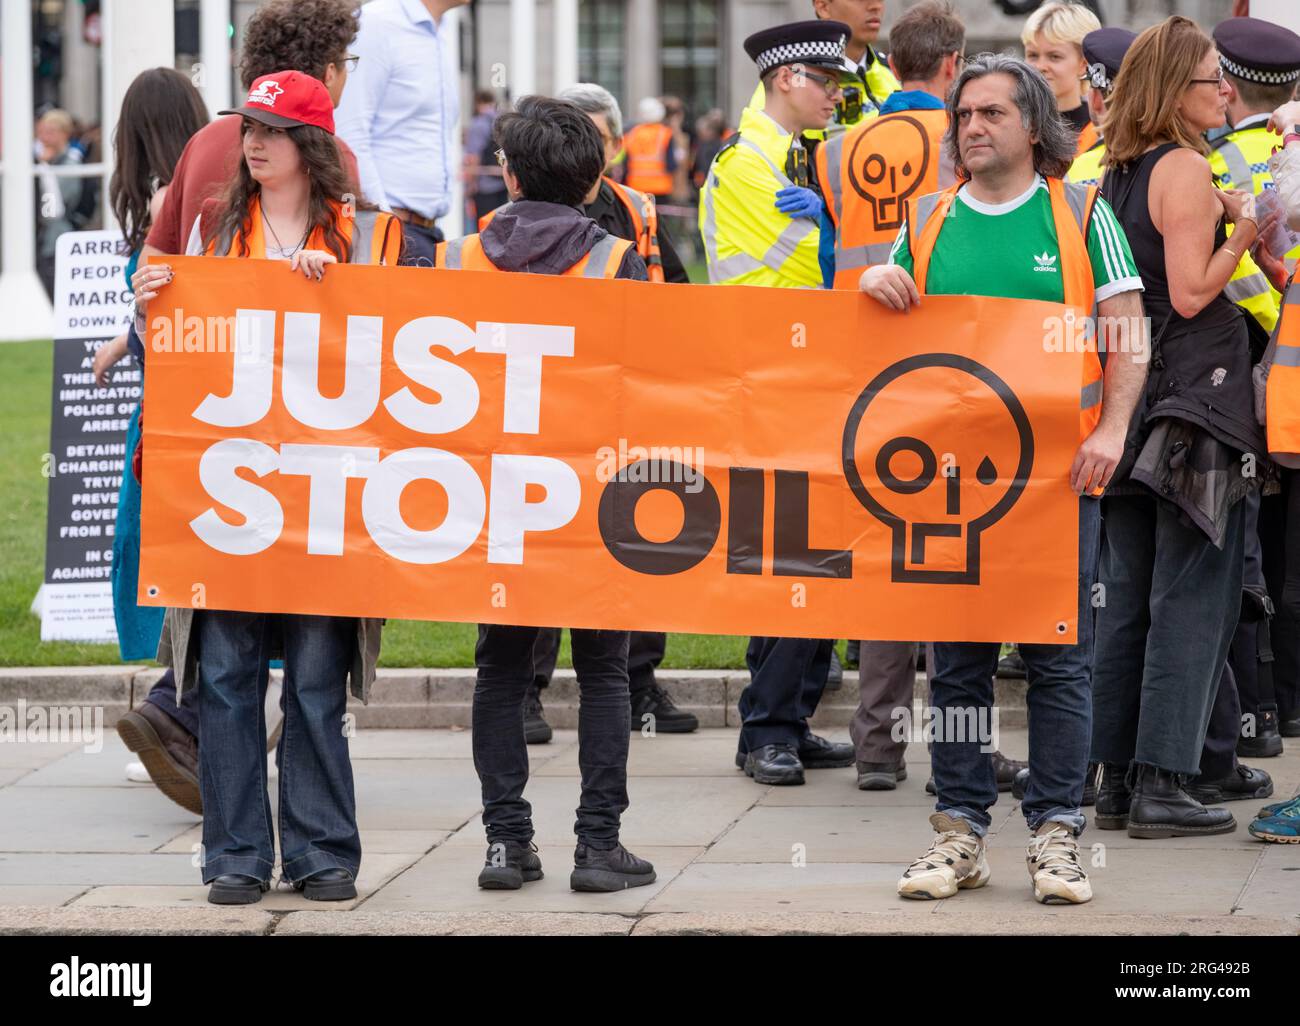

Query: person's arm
[[1071, 289, 1148, 494], [334, 21, 392, 210], [818, 204, 836, 289], [1150, 148, 1258, 319], [859, 220, 920, 310], [1267, 102, 1300, 232]]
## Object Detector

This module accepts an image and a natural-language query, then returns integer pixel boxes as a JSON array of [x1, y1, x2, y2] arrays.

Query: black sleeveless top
[[1102, 142, 1264, 458]]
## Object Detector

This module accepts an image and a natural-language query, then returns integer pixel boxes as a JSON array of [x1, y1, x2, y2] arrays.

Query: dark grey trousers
[[1091, 493, 1246, 775]]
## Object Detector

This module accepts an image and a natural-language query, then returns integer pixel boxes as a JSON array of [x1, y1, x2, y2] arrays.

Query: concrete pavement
[[1, 720, 1297, 936]]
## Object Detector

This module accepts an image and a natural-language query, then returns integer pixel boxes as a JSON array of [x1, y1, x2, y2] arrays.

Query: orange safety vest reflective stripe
[[1266, 277, 1300, 465], [204, 196, 401, 265], [433, 231, 634, 278], [815, 107, 951, 290], [907, 176, 1103, 442], [623, 123, 674, 196], [1075, 122, 1099, 158], [478, 181, 666, 283]]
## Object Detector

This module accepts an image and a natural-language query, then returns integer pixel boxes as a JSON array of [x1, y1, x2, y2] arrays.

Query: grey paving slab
[[0, 886, 89, 906], [445, 775, 762, 848], [533, 729, 747, 778], [351, 758, 484, 832], [1231, 843, 1300, 918], [699, 803, 1017, 864], [71, 852, 420, 911], [757, 766, 935, 807], [0, 786, 197, 852], [0, 740, 81, 769], [0, 852, 201, 886], [12, 735, 142, 787], [360, 844, 701, 914], [643, 860, 947, 914], [346, 727, 476, 760]]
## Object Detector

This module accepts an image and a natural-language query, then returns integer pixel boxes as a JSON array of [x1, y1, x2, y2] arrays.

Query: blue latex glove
[[774, 186, 824, 220]]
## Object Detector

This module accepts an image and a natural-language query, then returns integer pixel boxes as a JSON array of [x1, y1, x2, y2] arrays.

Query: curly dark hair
[[204, 122, 356, 261], [239, 0, 359, 91]]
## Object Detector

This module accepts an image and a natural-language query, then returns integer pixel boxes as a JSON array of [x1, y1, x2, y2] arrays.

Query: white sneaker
[[898, 812, 991, 900], [125, 760, 151, 783], [1027, 821, 1092, 904]]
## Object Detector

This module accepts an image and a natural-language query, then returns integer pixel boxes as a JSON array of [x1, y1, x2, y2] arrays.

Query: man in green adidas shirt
[[861, 54, 1148, 907]]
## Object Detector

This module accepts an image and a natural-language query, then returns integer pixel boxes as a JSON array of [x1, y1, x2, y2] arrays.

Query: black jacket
[[583, 181, 688, 283]]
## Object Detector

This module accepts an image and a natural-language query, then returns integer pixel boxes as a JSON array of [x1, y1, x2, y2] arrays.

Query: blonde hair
[[1102, 16, 1213, 167], [37, 109, 75, 136], [1020, 2, 1101, 50]]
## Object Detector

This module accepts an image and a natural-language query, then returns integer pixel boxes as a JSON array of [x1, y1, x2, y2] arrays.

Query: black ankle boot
[[1094, 762, 1132, 830], [1125, 763, 1236, 839]]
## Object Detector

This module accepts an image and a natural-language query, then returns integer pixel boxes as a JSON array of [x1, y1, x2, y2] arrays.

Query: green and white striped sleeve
[[1086, 196, 1144, 302], [888, 219, 913, 276]]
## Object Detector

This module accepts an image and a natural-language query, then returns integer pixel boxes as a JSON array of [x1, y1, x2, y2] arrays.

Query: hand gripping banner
[[140, 258, 1085, 643]]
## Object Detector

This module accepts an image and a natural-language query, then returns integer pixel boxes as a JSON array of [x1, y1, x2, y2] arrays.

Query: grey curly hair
[[945, 52, 1077, 180]]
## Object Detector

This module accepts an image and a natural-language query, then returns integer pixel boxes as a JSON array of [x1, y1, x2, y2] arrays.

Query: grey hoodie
[[480, 199, 648, 279]]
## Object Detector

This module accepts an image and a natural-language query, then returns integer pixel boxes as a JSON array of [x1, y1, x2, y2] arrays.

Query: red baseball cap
[[221, 71, 335, 135]]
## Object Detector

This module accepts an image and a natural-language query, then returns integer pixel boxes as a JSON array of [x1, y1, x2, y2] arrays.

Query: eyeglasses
[[1188, 68, 1225, 87], [796, 68, 844, 98], [342, 55, 360, 71], [494, 147, 507, 168]]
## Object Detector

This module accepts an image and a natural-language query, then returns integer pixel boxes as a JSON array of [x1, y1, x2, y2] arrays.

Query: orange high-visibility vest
[[203, 196, 402, 265], [907, 176, 1103, 442], [1266, 277, 1300, 465], [477, 179, 665, 283], [1075, 122, 1100, 157], [433, 231, 634, 278], [623, 122, 674, 196], [815, 107, 951, 290]]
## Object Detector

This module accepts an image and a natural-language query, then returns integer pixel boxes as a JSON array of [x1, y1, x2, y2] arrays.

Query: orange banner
[[139, 258, 1084, 643]]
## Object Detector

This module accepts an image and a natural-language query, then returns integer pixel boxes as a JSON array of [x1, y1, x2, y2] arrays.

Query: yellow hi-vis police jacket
[[1210, 115, 1287, 333], [698, 107, 823, 288], [747, 47, 900, 139]]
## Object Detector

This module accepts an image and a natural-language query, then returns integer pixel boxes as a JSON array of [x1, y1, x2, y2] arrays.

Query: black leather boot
[[1093, 762, 1131, 829], [1125, 763, 1236, 838], [1236, 705, 1284, 758]]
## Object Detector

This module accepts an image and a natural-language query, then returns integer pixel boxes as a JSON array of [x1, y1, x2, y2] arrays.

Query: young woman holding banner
[[132, 71, 400, 905]]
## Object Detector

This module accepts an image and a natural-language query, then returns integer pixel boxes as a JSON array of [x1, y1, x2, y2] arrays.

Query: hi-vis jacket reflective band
[[1267, 279, 1300, 463], [205, 197, 401, 265], [1075, 122, 1100, 158], [815, 107, 951, 290], [907, 177, 1103, 441], [477, 180, 665, 283], [623, 122, 674, 196], [1067, 139, 1106, 187], [433, 232, 633, 278], [699, 109, 822, 288]]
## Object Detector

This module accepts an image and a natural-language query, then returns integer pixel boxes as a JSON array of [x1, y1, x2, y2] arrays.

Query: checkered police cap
[[744, 20, 849, 75]]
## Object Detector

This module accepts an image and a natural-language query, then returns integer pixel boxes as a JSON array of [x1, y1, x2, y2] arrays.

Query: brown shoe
[[116, 702, 202, 815]]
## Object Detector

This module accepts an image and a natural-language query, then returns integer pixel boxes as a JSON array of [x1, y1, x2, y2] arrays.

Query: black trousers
[[473, 625, 630, 846], [737, 637, 833, 752], [531, 628, 666, 694], [1259, 468, 1300, 718]]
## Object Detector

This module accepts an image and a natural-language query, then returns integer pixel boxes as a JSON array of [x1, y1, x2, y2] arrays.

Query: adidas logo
[[248, 80, 283, 107], [1032, 251, 1058, 273]]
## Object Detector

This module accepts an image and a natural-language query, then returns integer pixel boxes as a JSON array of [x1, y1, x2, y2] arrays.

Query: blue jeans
[[473, 624, 631, 846], [929, 497, 1100, 838], [196, 611, 360, 884]]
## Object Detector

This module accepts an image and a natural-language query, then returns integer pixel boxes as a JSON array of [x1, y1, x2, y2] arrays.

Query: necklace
[[263, 209, 310, 257]]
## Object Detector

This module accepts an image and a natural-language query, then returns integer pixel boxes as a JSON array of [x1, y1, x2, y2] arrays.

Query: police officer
[[1066, 27, 1136, 189], [1208, 17, 1300, 757], [749, 1, 900, 138], [701, 20, 855, 784]]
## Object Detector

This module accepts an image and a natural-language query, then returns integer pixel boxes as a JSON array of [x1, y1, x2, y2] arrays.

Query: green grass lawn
[[0, 339, 750, 669]]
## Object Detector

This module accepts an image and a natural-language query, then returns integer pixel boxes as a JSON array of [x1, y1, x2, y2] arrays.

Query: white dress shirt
[[335, 0, 459, 220]]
